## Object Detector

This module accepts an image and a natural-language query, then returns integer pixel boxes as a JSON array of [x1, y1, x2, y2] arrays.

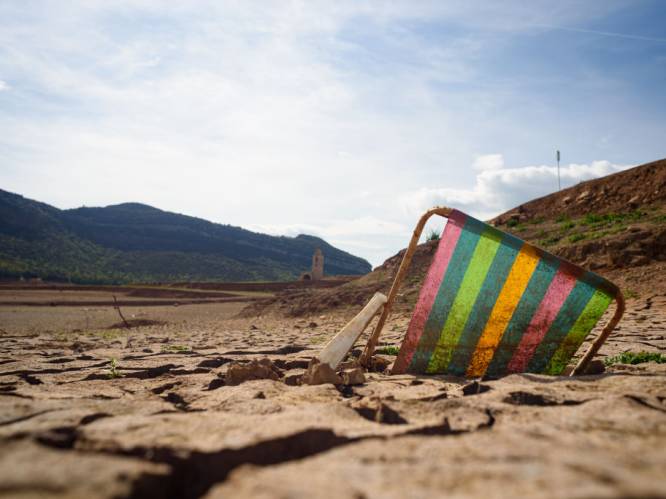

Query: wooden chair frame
[[359, 206, 625, 376]]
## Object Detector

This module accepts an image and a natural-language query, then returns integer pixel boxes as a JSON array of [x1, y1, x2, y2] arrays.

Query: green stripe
[[544, 290, 613, 374], [426, 226, 502, 373]]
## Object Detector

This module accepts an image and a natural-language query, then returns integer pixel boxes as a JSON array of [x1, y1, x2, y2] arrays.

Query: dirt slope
[[494, 158, 666, 221], [248, 159, 666, 317]]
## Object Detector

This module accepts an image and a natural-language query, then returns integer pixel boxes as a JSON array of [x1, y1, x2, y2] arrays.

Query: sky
[[1, 1, 665, 267]]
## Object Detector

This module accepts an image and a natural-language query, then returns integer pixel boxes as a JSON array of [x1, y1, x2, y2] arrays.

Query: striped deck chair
[[360, 207, 624, 377]]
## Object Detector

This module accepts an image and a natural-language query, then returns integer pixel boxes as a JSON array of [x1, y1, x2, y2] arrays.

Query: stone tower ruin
[[311, 248, 324, 280]]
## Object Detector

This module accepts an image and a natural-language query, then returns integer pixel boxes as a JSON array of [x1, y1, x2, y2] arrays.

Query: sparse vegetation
[[107, 357, 123, 378], [162, 344, 190, 353], [569, 233, 587, 243], [604, 351, 665, 366], [88, 328, 127, 341], [540, 236, 561, 247], [377, 346, 400, 356], [581, 211, 646, 227], [426, 229, 440, 242]]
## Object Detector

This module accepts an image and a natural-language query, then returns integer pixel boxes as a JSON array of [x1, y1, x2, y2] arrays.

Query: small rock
[[308, 322, 318, 328], [250, 325, 258, 330], [583, 359, 606, 375], [208, 378, 224, 390], [301, 359, 342, 385], [283, 373, 302, 386], [351, 399, 408, 425], [462, 380, 492, 396], [225, 358, 281, 386], [283, 359, 310, 369], [366, 355, 391, 373], [20, 373, 43, 385], [341, 367, 366, 386], [338, 360, 359, 370], [628, 195, 640, 208], [319, 315, 327, 320]]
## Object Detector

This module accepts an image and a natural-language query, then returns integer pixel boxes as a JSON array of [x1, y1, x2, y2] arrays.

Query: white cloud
[[473, 153, 504, 171], [402, 157, 631, 221], [0, 80, 9, 91]]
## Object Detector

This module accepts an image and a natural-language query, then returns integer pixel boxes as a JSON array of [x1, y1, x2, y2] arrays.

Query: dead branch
[[112, 295, 130, 328]]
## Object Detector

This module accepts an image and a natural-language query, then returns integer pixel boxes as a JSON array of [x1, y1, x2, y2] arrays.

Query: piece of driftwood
[[317, 292, 387, 369], [112, 295, 130, 328]]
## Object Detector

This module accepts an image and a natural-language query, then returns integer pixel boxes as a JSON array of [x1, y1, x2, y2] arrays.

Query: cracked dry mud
[[1, 296, 665, 499]]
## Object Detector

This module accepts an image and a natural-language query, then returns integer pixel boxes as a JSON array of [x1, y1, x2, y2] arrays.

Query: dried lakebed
[[0, 296, 665, 498]]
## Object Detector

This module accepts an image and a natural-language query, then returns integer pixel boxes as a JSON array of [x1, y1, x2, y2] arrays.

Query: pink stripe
[[506, 267, 578, 373], [392, 211, 466, 374]]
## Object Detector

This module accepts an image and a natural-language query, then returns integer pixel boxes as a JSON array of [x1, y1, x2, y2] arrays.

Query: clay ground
[[1, 293, 665, 498]]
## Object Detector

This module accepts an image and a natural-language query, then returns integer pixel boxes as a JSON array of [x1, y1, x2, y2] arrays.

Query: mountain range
[[0, 189, 372, 284]]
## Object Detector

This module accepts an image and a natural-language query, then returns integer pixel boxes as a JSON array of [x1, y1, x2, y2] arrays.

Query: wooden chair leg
[[360, 206, 452, 366]]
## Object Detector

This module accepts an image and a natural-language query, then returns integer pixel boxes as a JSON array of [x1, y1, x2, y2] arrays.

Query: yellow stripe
[[466, 244, 540, 377]]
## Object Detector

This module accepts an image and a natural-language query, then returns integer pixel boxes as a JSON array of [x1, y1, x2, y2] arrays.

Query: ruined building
[[300, 248, 324, 281]]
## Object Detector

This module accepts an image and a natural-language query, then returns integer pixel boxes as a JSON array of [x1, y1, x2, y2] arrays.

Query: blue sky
[[1, 1, 665, 266]]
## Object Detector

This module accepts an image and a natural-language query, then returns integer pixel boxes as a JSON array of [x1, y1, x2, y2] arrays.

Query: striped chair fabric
[[392, 209, 618, 377]]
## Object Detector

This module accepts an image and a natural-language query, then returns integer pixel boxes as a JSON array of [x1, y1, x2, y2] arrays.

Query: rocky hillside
[[0, 189, 371, 284], [249, 158, 666, 317], [492, 158, 666, 272]]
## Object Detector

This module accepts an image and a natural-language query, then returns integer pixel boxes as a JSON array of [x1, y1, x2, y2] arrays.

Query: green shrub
[[582, 214, 604, 225], [377, 346, 400, 356], [540, 236, 560, 247], [107, 357, 123, 379], [604, 351, 665, 366], [568, 234, 587, 243], [426, 229, 440, 242]]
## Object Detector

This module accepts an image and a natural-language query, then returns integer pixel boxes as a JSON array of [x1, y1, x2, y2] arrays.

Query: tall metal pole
[[556, 149, 561, 190]]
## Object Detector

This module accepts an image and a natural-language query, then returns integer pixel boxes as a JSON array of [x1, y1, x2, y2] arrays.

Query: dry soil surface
[[1, 296, 665, 499]]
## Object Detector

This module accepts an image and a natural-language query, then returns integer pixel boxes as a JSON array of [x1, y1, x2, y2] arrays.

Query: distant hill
[[0, 190, 372, 284]]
